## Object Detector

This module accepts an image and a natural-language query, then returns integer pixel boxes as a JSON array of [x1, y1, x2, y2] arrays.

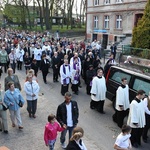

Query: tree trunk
[[79, 0, 83, 28], [36, 0, 44, 31], [82, 0, 86, 25], [66, 1, 70, 29], [45, 0, 50, 30], [70, 0, 75, 29]]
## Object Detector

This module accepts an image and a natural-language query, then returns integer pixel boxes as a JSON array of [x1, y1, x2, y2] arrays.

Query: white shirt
[[16, 49, 25, 62], [90, 76, 107, 101], [76, 139, 87, 150], [143, 97, 150, 115], [34, 48, 42, 60], [115, 133, 131, 149], [127, 99, 145, 128], [66, 102, 73, 127], [116, 85, 130, 111], [60, 64, 71, 84]]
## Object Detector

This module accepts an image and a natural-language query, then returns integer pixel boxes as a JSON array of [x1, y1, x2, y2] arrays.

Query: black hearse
[[106, 66, 150, 108]]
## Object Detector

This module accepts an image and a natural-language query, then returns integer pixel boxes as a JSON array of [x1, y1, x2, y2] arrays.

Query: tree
[[36, 0, 44, 30], [132, 0, 150, 49]]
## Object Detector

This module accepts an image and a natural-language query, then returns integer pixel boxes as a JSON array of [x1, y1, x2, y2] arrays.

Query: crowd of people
[[0, 28, 149, 150]]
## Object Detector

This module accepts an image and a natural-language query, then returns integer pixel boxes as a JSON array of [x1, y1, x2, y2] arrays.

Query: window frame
[[104, 0, 110, 5], [116, 0, 123, 3], [94, 0, 100, 6], [94, 16, 99, 29], [104, 15, 110, 29], [116, 15, 122, 29]]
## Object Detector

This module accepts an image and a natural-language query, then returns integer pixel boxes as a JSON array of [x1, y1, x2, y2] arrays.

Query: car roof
[[110, 65, 150, 80]]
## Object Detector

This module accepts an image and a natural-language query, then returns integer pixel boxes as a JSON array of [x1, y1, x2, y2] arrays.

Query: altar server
[[90, 69, 106, 114], [113, 78, 130, 128], [60, 59, 71, 96], [127, 90, 146, 148]]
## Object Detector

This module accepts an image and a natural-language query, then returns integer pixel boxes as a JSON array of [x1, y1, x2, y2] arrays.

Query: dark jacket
[[86, 69, 96, 85], [40, 59, 50, 72], [51, 56, 60, 70], [31, 62, 38, 76], [56, 100, 79, 126], [5, 75, 21, 91], [66, 140, 82, 150]]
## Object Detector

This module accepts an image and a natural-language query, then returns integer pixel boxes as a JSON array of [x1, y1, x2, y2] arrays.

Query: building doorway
[[102, 34, 108, 49], [114, 36, 117, 42], [92, 34, 97, 41]]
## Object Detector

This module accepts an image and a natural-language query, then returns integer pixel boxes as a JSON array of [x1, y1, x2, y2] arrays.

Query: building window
[[116, 0, 123, 3], [94, 0, 99, 6], [104, 0, 110, 5], [94, 16, 98, 28], [116, 15, 122, 29], [104, 16, 109, 29]]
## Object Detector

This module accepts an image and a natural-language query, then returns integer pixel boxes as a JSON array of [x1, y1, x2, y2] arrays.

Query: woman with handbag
[[0, 83, 8, 133], [4, 82, 25, 129]]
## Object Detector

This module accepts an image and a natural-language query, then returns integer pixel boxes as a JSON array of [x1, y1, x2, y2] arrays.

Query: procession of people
[[0, 28, 150, 150]]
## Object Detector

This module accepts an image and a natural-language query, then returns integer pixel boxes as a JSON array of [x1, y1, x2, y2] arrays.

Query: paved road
[[0, 67, 150, 150]]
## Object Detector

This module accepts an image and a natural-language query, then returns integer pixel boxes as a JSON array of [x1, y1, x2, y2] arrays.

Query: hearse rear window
[[133, 78, 150, 95], [111, 71, 131, 83]]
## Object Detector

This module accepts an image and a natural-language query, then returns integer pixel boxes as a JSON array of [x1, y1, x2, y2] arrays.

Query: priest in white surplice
[[60, 59, 71, 96], [113, 78, 130, 128], [90, 69, 106, 114], [70, 57, 81, 95], [127, 90, 146, 148]]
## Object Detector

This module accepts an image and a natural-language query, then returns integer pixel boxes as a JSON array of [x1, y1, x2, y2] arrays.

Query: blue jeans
[[48, 139, 56, 150], [60, 126, 74, 144]]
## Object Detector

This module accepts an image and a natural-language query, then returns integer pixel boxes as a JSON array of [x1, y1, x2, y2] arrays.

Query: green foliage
[[10, 25, 86, 33], [132, 0, 150, 49], [4, 4, 26, 23]]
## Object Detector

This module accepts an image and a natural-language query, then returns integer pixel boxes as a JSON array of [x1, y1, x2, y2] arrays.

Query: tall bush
[[132, 0, 150, 49]]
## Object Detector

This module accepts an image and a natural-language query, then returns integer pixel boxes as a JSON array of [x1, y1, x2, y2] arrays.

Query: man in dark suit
[[110, 43, 117, 59], [40, 54, 50, 84], [51, 52, 60, 82]]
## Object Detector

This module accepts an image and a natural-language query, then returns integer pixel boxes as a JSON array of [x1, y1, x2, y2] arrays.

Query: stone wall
[[120, 55, 150, 74]]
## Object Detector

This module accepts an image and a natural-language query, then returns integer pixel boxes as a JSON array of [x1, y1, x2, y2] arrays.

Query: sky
[[4, 0, 81, 13]]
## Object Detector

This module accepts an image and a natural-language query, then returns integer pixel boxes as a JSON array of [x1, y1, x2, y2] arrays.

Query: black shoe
[[99, 111, 105, 114], [0, 129, 2, 132], [4, 130, 8, 134], [133, 143, 138, 148], [55, 80, 59, 82], [74, 92, 78, 95], [79, 85, 82, 88], [90, 106, 95, 109], [143, 138, 147, 143], [44, 81, 47, 84]]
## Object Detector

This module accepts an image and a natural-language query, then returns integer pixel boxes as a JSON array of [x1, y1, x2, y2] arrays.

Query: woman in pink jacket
[[44, 114, 66, 150]]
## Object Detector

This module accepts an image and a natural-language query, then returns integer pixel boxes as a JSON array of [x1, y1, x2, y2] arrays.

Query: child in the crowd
[[66, 126, 87, 150], [44, 114, 66, 150], [114, 125, 132, 150], [28, 69, 38, 82]]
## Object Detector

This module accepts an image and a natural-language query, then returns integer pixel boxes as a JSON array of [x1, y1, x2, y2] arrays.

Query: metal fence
[[122, 45, 150, 59]]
